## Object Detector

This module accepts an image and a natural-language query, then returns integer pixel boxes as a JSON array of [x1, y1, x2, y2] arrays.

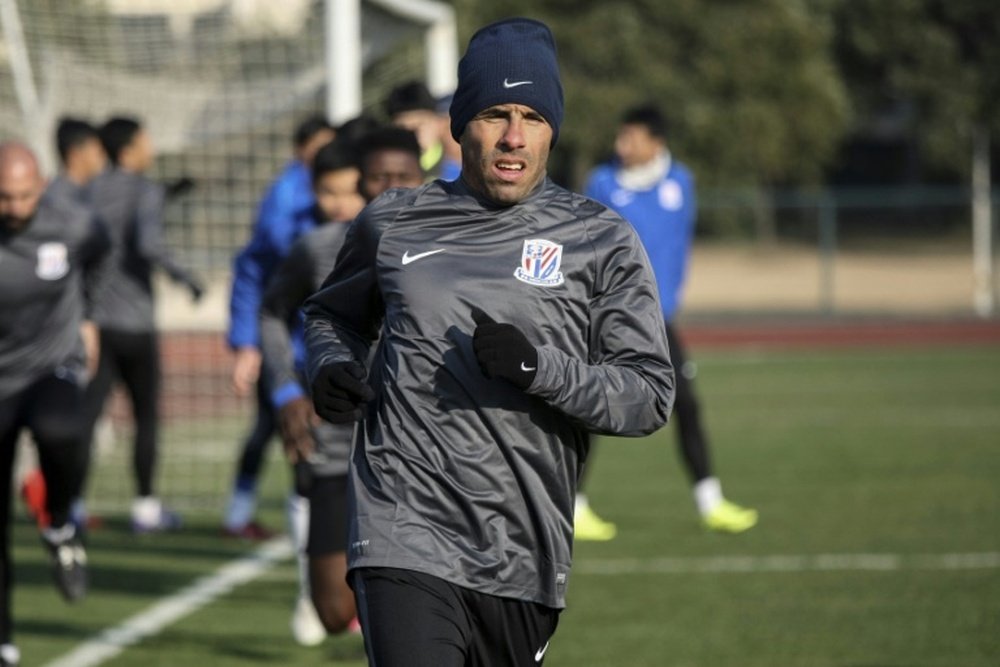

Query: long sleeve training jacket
[[304, 177, 674, 609]]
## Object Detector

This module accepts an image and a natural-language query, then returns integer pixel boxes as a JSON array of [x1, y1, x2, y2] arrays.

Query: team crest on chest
[[36, 242, 69, 281], [514, 238, 565, 287]]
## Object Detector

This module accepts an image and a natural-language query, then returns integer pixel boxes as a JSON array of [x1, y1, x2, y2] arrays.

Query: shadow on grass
[[134, 627, 366, 664]]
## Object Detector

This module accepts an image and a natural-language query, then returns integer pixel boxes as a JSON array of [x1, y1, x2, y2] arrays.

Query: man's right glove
[[310, 360, 375, 423], [471, 308, 538, 390]]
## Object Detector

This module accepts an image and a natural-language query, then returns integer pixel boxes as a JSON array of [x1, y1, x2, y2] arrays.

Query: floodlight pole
[[972, 125, 994, 318], [326, 0, 362, 125]]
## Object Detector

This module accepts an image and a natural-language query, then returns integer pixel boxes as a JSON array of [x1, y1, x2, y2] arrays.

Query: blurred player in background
[[385, 80, 461, 181], [0, 142, 105, 667], [259, 128, 421, 645], [304, 18, 673, 665], [79, 117, 204, 534], [49, 118, 107, 206], [583, 104, 758, 537], [224, 115, 336, 540], [20, 118, 108, 525]]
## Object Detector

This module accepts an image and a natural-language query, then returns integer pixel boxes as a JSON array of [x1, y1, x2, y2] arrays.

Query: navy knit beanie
[[449, 18, 564, 146]]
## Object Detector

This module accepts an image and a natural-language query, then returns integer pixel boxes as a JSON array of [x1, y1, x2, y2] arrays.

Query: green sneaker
[[703, 500, 758, 534], [574, 503, 617, 541]]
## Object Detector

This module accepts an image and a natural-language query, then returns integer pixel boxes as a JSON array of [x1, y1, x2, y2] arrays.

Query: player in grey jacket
[[0, 143, 103, 666], [303, 18, 674, 667], [80, 117, 203, 534], [260, 127, 422, 640]]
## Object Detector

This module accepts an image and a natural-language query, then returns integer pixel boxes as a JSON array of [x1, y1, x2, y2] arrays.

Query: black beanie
[[449, 18, 564, 146]]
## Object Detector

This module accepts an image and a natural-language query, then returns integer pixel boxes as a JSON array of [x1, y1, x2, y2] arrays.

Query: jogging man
[[583, 105, 758, 535], [0, 142, 103, 667], [80, 117, 204, 533], [224, 115, 336, 541], [260, 127, 421, 644], [304, 19, 674, 665]]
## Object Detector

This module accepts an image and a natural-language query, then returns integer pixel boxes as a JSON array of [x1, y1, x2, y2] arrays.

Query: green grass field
[[12, 343, 1000, 666]]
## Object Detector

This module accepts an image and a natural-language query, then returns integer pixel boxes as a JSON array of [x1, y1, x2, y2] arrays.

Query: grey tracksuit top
[[260, 220, 354, 477], [0, 192, 108, 399], [87, 169, 199, 332], [303, 177, 675, 609]]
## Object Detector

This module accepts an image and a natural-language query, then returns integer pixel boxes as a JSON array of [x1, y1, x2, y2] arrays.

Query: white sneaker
[[290, 595, 326, 647], [0, 643, 20, 666]]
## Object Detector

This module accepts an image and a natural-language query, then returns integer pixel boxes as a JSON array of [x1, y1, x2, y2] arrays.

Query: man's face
[[392, 110, 444, 153], [360, 149, 423, 202], [0, 163, 44, 231], [314, 167, 364, 223], [614, 123, 664, 169], [460, 104, 552, 206], [77, 138, 108, 180], [298, 129, 337, 167], [121, 129, 155, 173]]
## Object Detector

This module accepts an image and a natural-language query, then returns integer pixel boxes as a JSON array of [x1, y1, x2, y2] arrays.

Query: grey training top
[[0, 192, 108, 399], [87, 168, 199, 332], [304, 178, 674, 609], [47, 174, 88, 206], [260, 220, 354, 477]]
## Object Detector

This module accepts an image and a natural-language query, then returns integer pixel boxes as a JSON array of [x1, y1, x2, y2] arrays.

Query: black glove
[[164, 176, 196, 201], [471, 308, 538, 390], [187, 277, 204, 303], [311, 361, 375, 423]]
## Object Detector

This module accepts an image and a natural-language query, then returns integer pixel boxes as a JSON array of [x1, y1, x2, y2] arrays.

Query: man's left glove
[[472, 308, 538, 390]]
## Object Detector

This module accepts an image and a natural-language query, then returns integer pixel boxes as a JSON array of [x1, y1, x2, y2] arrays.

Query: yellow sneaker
[[703, 500, 758, 534], [574, 503, 617, 541]]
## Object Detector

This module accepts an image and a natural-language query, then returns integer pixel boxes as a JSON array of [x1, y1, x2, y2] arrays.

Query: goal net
[[0, 0, 456, 514]]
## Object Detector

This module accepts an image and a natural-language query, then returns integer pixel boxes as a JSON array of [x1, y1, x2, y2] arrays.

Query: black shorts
[[306, 474, 349, 557], [351, 567, 560, 667]]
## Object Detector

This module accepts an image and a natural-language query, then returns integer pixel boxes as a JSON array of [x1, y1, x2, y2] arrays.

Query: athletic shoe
[[20, 469, 49, 528], [702, 500, 759, 534], [573, 503, 617, 542], [222, 520, 275, 541], [290, 595, 326, 647], [41, 524, 88, 602], [347, 616, 363, 635], [0, 643, 20, 666], [131, 507, 183, 534]]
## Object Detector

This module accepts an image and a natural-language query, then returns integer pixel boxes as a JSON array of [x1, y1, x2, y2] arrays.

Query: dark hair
[[99, 117, 142, 165], [335, 114, 380, 153], [311, 139, 359, 183], [55, 117, 99, 163], [384, 80, 437, 117], [357, 127, 421, 175], [620, 105, 667, 139], [293, 114, 334, 148]]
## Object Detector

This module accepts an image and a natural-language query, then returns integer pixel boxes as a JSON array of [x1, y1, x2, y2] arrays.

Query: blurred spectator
[[261, 128, 428, 645], [49, 117, 107, 205], [385, 80, 460, 181], [223, 114, 335, 539], [80, 116, 204, 534], [582, 104, 758, 538]]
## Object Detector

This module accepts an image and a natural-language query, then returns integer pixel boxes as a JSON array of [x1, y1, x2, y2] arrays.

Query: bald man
[[0, 142, 105, 666]]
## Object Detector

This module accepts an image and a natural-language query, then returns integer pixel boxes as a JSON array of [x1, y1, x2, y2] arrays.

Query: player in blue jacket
[[223, 115, 335, 541], [583, 105, 758, 537]]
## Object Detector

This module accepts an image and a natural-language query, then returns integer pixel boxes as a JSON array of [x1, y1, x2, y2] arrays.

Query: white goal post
[[326, 0, 458, 124]]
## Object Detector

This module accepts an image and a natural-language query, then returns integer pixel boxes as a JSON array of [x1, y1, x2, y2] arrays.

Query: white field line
[[42, 537, 294, 667], [574, 551, 1000, 576]]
